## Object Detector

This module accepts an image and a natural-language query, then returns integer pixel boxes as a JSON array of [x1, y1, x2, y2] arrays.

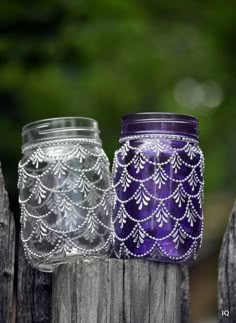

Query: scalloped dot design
[[112, 137, 204, 263], [18, 140, 112, 270]]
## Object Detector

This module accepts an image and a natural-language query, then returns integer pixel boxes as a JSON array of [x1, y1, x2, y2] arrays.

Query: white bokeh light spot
[[173, 77, 223, 109]]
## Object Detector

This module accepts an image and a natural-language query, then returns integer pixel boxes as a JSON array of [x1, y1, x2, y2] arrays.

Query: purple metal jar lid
[[121, 113, 199, 140]]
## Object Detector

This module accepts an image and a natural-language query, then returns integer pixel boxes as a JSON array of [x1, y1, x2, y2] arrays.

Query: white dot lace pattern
[[112, 136, 205, 262], [18, 139, 113, 265]]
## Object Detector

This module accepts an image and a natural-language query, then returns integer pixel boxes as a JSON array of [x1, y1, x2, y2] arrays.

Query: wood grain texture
[[0, 163, 15, 323], [52, 258, 189, 323], [218, 202, 236, 322], [181, 266, 190, 323], [16, 241, 52, 323]]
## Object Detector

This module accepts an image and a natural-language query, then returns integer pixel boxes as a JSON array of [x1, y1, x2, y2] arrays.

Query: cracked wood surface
[[52, 258, 190, 323], [0, 163, 15, 323], [218, 202, 236, 322]]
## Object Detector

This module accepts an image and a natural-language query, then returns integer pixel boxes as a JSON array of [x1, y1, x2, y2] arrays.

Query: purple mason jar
[[112, 113, 204, 263]]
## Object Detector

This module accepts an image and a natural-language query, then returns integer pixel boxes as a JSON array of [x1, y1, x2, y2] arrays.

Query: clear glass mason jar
[[18, 117, 112, 272], [112, 113, 204, 264]]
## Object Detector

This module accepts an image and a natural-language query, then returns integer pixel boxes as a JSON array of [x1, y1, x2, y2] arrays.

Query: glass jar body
[[112, 114, 204, 264], [18, 119, 112, 272]]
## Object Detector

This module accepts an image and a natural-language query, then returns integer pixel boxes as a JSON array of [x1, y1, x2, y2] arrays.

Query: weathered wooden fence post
[[0, 163, 15, 323], [218, 201, 236, 322], [16, 241, 52, 323], [181, 265, 190, 323], [52, 258, 190, 323]]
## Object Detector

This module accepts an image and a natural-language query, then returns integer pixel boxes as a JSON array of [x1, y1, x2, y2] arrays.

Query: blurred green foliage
[[0, 0, 236, 200]]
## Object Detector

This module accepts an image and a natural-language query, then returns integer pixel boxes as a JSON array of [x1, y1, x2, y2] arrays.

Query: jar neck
[[22, 117, 101, 150], [120, 113, 199, 141]]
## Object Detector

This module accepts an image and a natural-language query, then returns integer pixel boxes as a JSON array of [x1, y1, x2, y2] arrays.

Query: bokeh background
[[1, 1, 236, 322]]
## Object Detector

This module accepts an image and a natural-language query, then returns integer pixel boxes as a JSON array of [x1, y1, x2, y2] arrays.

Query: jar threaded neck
[[22, 117, 101, 149], [120, 113, 199, 140]]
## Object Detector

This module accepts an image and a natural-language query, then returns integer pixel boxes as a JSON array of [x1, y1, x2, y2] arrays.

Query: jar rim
[[22, 117, 101, 149], [122, 112, 197, 123], [22, 117, 98, 134], [120, 112, 199, 140]]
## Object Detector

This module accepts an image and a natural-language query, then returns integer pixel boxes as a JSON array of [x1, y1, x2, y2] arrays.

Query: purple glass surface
[[112, 113, 204, 264]]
